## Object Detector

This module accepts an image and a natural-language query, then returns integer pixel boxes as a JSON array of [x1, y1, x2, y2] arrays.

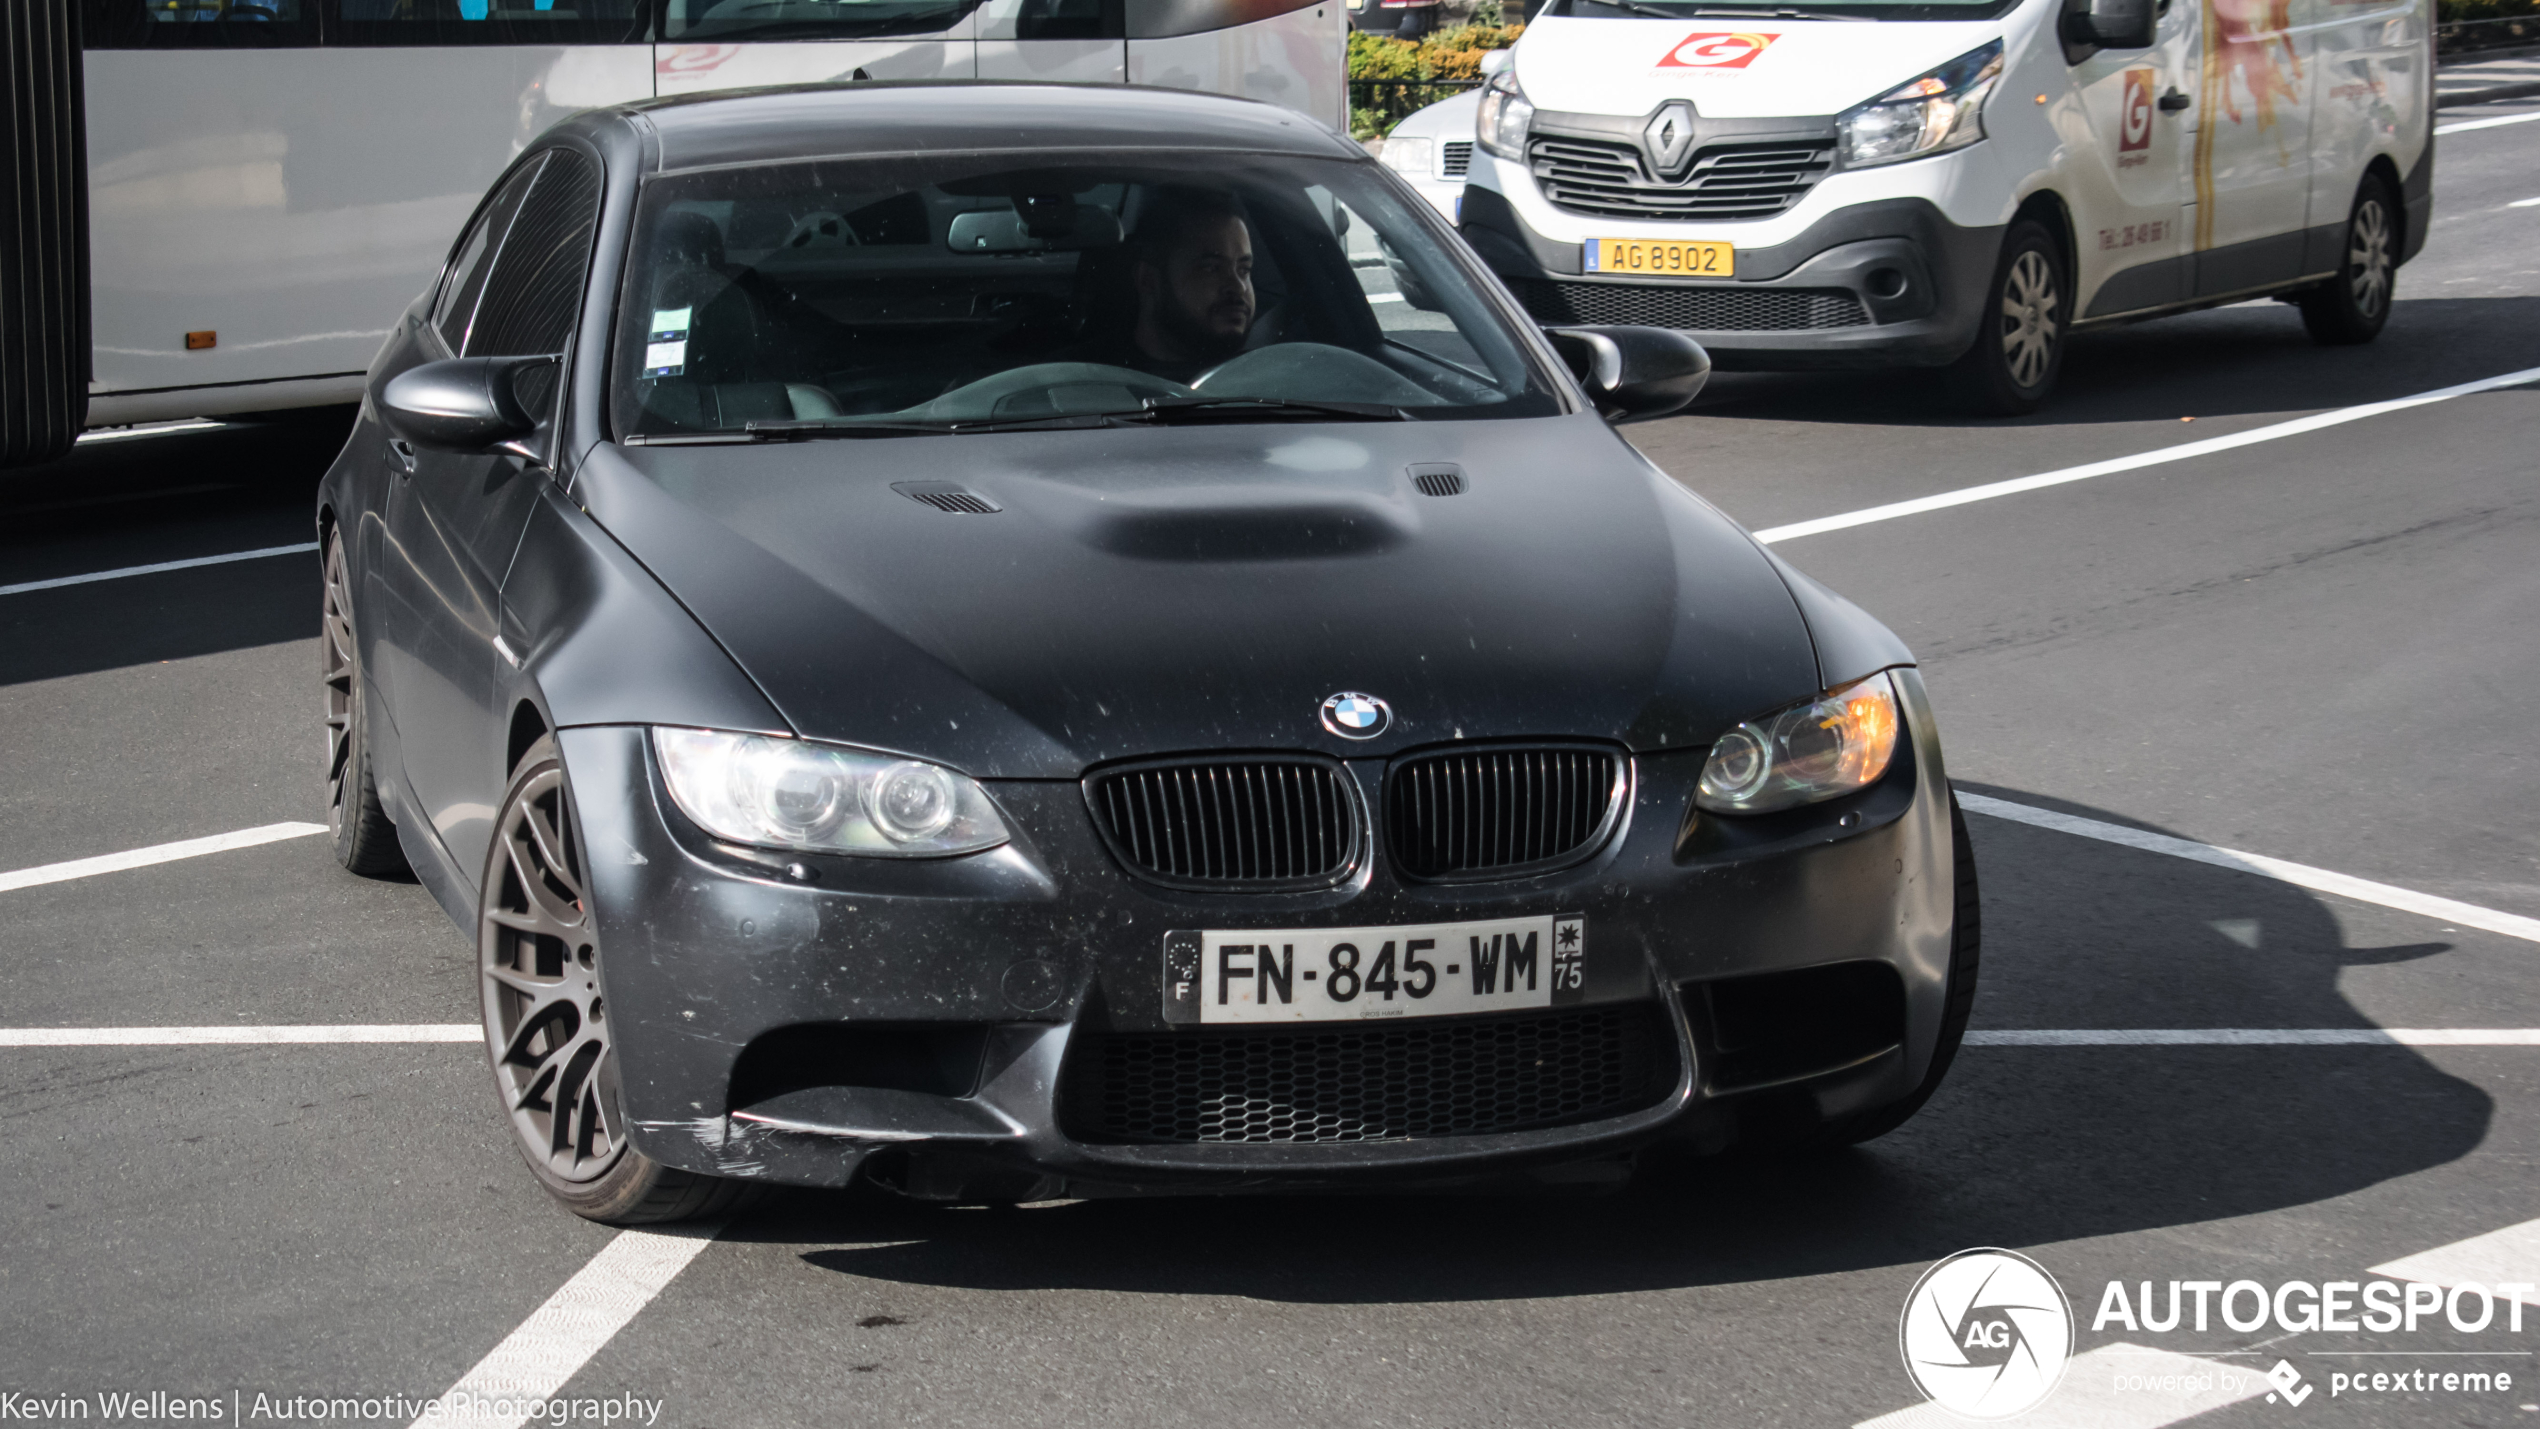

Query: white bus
[[0, 0, 1343, 464]]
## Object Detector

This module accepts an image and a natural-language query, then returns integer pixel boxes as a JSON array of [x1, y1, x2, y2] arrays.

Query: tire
[[321, 528, 409, 879], [479, 736, 755, 1225], [1949, 220, 2069, 416], [1806, 791, 1981, 1148], [2298, 174, 2397, 345]]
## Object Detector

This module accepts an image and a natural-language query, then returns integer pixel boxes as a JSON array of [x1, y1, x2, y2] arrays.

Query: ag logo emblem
[[1319, 692, 1391, 739], [1656, 31, 1777, 69], [2119, 67, 2155, 153], [1899, 1248, 2073, 1419]]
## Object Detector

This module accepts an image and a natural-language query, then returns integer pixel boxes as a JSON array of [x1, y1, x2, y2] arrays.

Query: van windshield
[[1554, 0, 2021, 19], [612, 151, 1562, 440]]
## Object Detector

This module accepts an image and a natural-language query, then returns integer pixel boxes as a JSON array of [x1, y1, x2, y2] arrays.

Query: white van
[[1455, 0, 2431, 410]]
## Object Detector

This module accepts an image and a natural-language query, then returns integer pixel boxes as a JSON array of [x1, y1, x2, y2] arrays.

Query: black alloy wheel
[[479, 736, 752, 1224], [1950, 219, 2070, 416], [2299, 174, 2397, 345], [322, 528, 408, 878]]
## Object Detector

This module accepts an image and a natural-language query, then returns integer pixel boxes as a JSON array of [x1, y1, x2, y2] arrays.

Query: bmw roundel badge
[[1320, 692, 1391, 739]]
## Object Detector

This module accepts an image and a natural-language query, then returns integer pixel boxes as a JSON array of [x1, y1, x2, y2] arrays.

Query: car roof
[[616, 82, 1365, 175]]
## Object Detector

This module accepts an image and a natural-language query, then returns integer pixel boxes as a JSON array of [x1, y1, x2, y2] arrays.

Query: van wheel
[[2299, 174, 2397, 345], [1950, 220, 2068, 416], [480, 736, 756, 1225]]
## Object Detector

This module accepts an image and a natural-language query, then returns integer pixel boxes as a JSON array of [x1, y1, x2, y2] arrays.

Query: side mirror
[[378, 355, 556, 460], [1544, 325, 1710, 423], [1479, 48, 1513, 77], [2064, 0, 2154, 49]]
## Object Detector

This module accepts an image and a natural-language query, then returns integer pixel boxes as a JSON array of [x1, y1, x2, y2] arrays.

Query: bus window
[[436, 159, 546, 354], [83, 0, 318, 46], [328, 0, 648, 45], [662, 0, 989, 41]]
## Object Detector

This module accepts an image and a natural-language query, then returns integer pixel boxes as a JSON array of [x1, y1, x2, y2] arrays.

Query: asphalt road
[[4, 103, 2537, 1429]]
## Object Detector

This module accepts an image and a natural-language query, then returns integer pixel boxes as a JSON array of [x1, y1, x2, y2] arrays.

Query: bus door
[[379, 148, 599, 883], [978, 0, 1126, 81]]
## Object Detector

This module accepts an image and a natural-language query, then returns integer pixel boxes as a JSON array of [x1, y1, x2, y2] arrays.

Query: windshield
[[611, 151, 1562, 441]]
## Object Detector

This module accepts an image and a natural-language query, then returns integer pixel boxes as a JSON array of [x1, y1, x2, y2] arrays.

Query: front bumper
[[561, 669, 1958, 1196], [1462, 183, 2003, 371]]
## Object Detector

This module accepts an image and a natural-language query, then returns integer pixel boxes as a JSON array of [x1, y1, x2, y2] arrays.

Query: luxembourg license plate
[[1584, 237, 1734, 278], [1162, 916, 1586, 1025]]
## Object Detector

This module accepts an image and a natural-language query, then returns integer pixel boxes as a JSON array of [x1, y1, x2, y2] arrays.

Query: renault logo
[[1643, 101, 1699, 175], [1319, 692, 1391, 739]]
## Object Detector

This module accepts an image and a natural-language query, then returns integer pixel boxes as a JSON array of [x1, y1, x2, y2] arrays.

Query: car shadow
[[740, 787, 2490, 1303], [0, 416, 347, 687], [1679, 295, 2540, 430]]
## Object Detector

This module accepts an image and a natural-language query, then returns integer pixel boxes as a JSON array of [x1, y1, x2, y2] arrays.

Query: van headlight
[[1695, 672, 1902, 814], [1837, 41, 2003, 168], [1476, 68, 1534, 161], [653, 727, 1009, 856]]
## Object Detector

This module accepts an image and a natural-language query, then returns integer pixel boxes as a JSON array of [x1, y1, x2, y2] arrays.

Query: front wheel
[[321, 528, 408, 879], [1949, 220, 2069, 416], [479, 736, 753, 1224], [2299, 174, 2397, 345]]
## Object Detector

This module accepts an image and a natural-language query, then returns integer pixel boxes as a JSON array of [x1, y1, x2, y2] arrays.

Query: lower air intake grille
[[1067, 1004, 1675, 1144], [1511, 278, 1869, 332], [1387, 745, 1622, 879], [1440, 141, 1473, 178], [1086, 756, 1358, 890]]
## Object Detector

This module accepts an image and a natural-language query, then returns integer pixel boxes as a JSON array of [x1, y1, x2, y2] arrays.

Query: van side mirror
[[1479, 49, 1512, 77], [1544, 325, 1710, 423], [378, 356, 556, 460], [2063, 0, 2155, 51]]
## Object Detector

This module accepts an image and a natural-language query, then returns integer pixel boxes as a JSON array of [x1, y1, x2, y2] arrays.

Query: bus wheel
[[322, 527, 408, 879], [1950, 219, 2068, 416], [2299, 174, 2396, 346]]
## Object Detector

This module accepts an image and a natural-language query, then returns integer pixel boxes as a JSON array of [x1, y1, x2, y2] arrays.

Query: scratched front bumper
[[559, 673, 1955, 1194]]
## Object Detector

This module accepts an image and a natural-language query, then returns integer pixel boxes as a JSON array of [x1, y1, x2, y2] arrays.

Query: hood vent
[[1409, 463, 1466, 497], [893, 481, 1001, 514]]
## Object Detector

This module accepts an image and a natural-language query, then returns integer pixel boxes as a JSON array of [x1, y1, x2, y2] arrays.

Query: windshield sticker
[[642, 339, 687, 378], [649, 307, 692, 342], [1657, 31, 1778, 69]]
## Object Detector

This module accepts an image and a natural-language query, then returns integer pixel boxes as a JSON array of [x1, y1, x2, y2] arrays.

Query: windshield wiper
[[1579, 0, 1692, 18], [1689, 4, 1875, 15], [1131, 397, 1410, 424]]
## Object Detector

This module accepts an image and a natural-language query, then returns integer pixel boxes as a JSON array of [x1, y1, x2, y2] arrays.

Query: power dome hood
[[574, 417, 1829, 779], [1510, 16, 2008, 121]]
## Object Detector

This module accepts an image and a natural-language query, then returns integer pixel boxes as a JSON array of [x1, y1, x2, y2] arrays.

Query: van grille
[[1440, 140, 1474, 178], [1386, 746, 1622, 879], [1528, 135, 1833, 221], [1511, 278, 1869, 332], [1066, 1004, 1675, 1144], [1086, 757, 1358, 890]]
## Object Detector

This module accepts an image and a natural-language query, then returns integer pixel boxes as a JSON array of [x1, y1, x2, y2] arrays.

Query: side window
[[466, 150, 602, 364], [433, 159, 544, 353]]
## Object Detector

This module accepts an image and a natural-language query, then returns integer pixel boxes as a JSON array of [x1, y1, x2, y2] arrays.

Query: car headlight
[[1695, 672, 1902, 814], [653, 727, 1009, 857], [1382, 134, 1436, 177], [1475, 68, 1533, 161], [1837, 41, 2003, 169]]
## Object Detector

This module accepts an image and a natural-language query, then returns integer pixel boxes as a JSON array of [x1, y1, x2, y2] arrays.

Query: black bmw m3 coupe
[[319, 81, 1976, 1223]]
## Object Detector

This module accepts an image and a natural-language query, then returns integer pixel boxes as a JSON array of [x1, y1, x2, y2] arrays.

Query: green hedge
[[1347, 24, 1522, 138]]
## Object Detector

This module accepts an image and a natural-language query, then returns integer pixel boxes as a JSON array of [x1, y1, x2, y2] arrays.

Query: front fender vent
[[893, 481, 1000, 514], [1085, 755, 1360, 891]]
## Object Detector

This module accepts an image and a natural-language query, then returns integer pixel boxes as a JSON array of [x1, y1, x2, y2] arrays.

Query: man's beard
[[1157, 295, 1251, 364]]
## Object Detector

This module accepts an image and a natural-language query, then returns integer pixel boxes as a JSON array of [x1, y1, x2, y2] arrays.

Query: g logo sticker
[[1899, 1248, 2074, 1419], [1657, 31, 1778, 69], [2120, 67, 2155, 152]]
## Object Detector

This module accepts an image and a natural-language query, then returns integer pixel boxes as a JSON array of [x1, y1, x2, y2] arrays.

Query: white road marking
[[0, 542, 321, 596], [2373, 1220, 2540, 1307], [1969, 1029, 2540, 1046], [2511, 197, 2540, 208], [73, 419, 225, 445], [1367, 292, 1406, 303], [1855, 1342, 2274, 1429], [0, 1025, 475, 1046], [2437, 111, 2540, 135], [0, 821, 329, 894], [1752, 364, 2540, 544], [1959, 793, 2540, 945], [409, 1224, 725, 1429]]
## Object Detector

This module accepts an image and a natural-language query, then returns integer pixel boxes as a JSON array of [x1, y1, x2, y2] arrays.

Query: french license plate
[[1163, 916, 1586, 1025], [1584, 238, 1734, 278]]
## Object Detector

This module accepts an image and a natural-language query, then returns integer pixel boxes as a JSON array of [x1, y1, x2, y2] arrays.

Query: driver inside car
[[1095, 188, 1256, 385]]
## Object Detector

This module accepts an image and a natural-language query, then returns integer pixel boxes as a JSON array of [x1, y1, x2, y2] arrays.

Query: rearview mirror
[[1544, 325, 1710, 423], [2063, 0, 2154, 50], [378, 356, 555, 459]]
